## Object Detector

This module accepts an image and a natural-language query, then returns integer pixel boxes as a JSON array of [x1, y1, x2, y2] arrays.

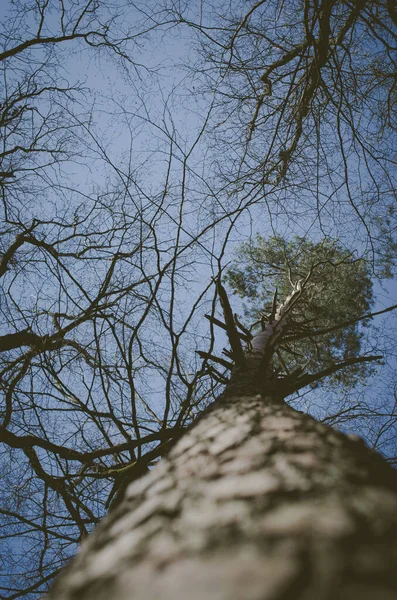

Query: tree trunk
[[47, 391, 397, 600]]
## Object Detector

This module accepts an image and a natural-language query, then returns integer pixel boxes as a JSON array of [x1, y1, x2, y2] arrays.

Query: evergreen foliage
[[225, 236, 375, 388]]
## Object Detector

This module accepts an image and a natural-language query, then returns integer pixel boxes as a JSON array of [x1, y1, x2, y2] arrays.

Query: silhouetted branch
[[284, 355, 383, 396], [216, 279, 246, 367]]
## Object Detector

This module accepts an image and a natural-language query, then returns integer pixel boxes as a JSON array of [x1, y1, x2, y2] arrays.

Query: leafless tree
[[169, 0, 397, 271], [0, 2, 201, 596]]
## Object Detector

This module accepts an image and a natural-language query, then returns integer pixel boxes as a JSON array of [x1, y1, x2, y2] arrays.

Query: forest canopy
[[0, 0, 397, 597]]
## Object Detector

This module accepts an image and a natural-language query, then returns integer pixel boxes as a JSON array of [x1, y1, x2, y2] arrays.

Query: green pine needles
[[225, 235, 375, 389]]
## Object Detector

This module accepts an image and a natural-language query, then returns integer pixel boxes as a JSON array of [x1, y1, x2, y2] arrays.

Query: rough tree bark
[[47, 389, 397, 600], [46, 282, 397, 600]]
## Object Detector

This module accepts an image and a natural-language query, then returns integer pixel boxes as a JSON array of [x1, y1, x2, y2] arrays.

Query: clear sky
[[1, 1, 397, 596]]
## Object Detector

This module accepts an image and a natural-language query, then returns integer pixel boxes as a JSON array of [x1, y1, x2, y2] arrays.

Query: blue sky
[[1, 1, 397, 596]]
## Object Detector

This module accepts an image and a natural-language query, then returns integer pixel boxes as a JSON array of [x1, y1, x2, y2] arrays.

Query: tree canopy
[[0, 1, 397, 597], [225, 235, 375, 388]]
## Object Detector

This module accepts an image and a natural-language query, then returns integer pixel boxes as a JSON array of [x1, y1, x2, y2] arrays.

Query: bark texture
[[47, 393, 397, 600]]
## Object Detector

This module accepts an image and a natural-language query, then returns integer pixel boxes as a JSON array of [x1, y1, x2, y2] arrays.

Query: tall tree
[[46, 256, 397, 600]]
